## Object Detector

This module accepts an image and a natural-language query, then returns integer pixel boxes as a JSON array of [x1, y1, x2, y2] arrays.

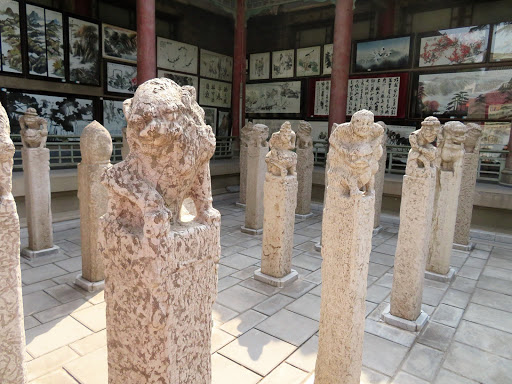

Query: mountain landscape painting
[[103, 99, 125, 135], [490, 22, 512, 62], [68, 17, 100, 85], [0, 1, 22, 74], [355, 36, 410, 72], [102, 24, 137, 63]]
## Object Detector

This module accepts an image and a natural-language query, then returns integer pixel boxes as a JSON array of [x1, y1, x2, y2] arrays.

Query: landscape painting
[[45, 9, 65, 78], [323, 44, 333, 75], [157, 37, 198, 74], [202, 107, 217, 132], [103, 99, 126, 135], [199, 79, 231, 108], [217, 110, 231, 137], [102, 24, 137, 63], [0, 1, 22, 74], [106, 62, 137, 95], [490, 22, 512, 62], [246, 81, 301, 114], [417, 69, 512, 119], [249, 52, 270, 80], [296, 46, 321, 77], [272, 49, 294, 79], [419, 26, 489, 67], [355, 36, 410, 72], [200, 49, 232, 82], [3, 90, 94, 135], [68, 17, 100, 85], [157, 69, 198, 95]]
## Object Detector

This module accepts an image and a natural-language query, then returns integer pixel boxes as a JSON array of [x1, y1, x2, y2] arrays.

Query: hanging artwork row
[[198, 78, 231, 108], [102, 24, 137, 64], [246, 81, 302, 115], [0, 0, 22, 74], [200, 49, 232, 81], [68, 16, 100, 85], [157, 69, 198, 96], [105, 61, 137, 96], [102, 98, 126, 135]]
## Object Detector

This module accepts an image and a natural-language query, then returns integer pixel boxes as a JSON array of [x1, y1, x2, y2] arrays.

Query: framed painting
[[322, 44, 333, 75], [2, 89, 94, 135], [217, 110, 232, 137], [68, 16, 100, 85], [246, 81, 302, 115], [418, 26, 489, 67], [202, 107, 217, 133], [271, 49, 294, 79], [199, 79, 231, 108], [102, 23, 137, 63], [157, 37, 198, 74], [354, 36, 411, 72], [296, 46, 321, 77], [0, 1, 22, 74], [26, 4, 65, 79], [490, 22, 512, 62], [102, 98, 126, 136], [200, 49, 232, 82], [105, 61, 137, 95], [157, 69, 198, 96], [249, 52, 270, 80]]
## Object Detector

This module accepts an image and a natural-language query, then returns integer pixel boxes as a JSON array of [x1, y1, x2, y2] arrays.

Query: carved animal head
[[247, 124, 269, 147], [464, 123, 483, 153], [351, 109, 377, 138], [442, 121, 467, 145], [297, 121, 313, 148], [347, 142, 374, 170], [269, 121, 295, 151]]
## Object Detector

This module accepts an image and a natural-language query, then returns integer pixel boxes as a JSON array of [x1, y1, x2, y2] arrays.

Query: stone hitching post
[[75, 121, 112, 292], [0, 102, 27, 384], [426, 121, 467, 282], [241, 123, 269, 235], [315, 110, 383, 384], [382, 117, 440, 331], [254, 122, 299, 287], [373, 121, 387, 234], [453, 123, 483, 251], [237, 122, 252, 206], [99, 79, 221, 384], [295, 121, 314, 219], [19, 108, 59, 259]]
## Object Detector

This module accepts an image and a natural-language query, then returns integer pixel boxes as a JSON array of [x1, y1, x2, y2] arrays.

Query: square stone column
[[373, 121, 387, 234], [295, 121, 314, 218], [238, 143, 248, 206]]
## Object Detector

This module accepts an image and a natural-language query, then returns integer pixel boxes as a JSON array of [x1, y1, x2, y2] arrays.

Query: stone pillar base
[[295, 212, 314, 220], [241, 226, 263, 235], [452, 242, 475, 252], [425, 267, 455, 283], [382, 304, 429, 332], [499, 168, 512, 186], [254, 269, 298, 287], [373, 226, 383, 235], [314, 242, 321, 252], [21, 245, 60, 260], [75, 275, 105, 292], [235, 202, 246, 208]]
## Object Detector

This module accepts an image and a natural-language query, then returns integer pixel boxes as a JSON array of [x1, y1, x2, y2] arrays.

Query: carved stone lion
[[438, 121, 467, 172], [246, 123, 269, 148], [406, 116, 440, 177], [296, 121, 313, 149], [266, 121, 297, 177], [464, 123, 483, 154], [19, 108, 48, 148]]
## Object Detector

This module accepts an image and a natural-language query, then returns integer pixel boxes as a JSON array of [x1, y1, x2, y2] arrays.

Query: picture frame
[[271, 49, 294, 79], [157, 69, 198, 97], [200, 49, 233, 82], [0, 0, 23, 75], [296, 46, 321, 77], [202, 106, 217, 133], [246, 80, 302, 116], [105, 61, 137, 96], [102, 98, 126, 136], [354, 36, 411, 73], [490, 22, 512, 62], [157, 37, 198, 74], [249, 52, 270, 80], [199, 78, 231, 108], [322, 44, 333, 75], [68, 15, 101, 85], [102, 23, 137, 64], [217, 109, 232, 137]]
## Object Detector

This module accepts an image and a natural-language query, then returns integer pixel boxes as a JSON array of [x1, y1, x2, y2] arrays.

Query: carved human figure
[[437, 121, 467, 172], [266, 121, 297, 177], [406, 116, 440, 177], [464, 123, 483, 154], [296, 121, 313, 149], [99, 78, 220, 384], [19, 108, 48, 148]]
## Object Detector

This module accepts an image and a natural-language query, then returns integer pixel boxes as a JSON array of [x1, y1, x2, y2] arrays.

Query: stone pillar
[[121, 126, 129, 159], [499, 123, 512, 186], [315, 110, 384, 384], [426, 121, 467, 282], [453, 124, 483, 251], [382, 117, 440, 331], [75, 121, 112, 292], [0, 102, 27, 384], [295, 121, 314, 219], [19, 108, 59, 259], [241, 124, 269, 235], [373, 121, 387, 234], [136, 0, 156, 83], [254, 122, 299, 287], [237, 122, 251, 206], [99, 79, 220, 384]]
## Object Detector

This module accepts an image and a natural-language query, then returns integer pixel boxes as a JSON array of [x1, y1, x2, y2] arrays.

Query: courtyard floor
[[21, 193, 512, 384]]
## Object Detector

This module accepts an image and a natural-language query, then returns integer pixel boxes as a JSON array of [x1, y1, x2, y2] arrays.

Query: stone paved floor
[[21, 194, 512, 384]]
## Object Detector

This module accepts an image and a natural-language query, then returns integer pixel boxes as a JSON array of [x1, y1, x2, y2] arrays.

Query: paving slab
[[216, 285, 268, 312], [471, 288, 512, 312], [63, 346, 108, 384], [259, 362, 309, 384], [362, 333, 409, 376], [220, 310, 268, 337], [402, 344, 444, 381], [26, 346, 79, 382], [285, 293, 321, 321], [256, 309, 318, 346], [417, 321, 455, 352], [211, 353, 262, 384], [286, 335, 318, 372], [463, 303, 512, 333]]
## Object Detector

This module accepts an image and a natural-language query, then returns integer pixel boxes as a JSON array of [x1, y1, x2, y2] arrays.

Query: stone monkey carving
[[19, 108, 48, 148], [406, 116, 440, 177], [266, 121, 297, 177]]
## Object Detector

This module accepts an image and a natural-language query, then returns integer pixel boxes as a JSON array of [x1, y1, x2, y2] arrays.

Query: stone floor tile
[[367, 302, 389, 322], [218, 264, 238, 279], [286, 335, 318, 372], [474, 243, 492, 251], [292, 254, 322, 271], [423, 278, 449, 291], [25, 316, 41, 330], [71, 302, 106, 332], [360, 367, 391, 384], [22, 264, 69, 285], [52, 272, 82, 285], [441, 289, 470, 309], [450, 255, 467, 268], [45, 284, 85, 304], [220, 310, 268, 337], [422, 286, 445, 307], [309, 284, 321, 297], [69, 329, 107, 356], [33, 299, 91, 324], [211, 353, 262, 384], [463, 303, 512, 333], [54, 257, 82, 273], [367, 276, 378, 287], [392, 372, 429, 384], [443, 342, 512, 384], [24, 253, 69, 268], [216, 285, 267, 312], [469, 248, 490, 260], [211, 328, 236, 353], [293, 240, 319, 253], [402, 343, 444, 381], [490, 246, 512, 259], [82, 290, 104, 305], [370, 252, 395, 267], [22, 280, 58, 296], [456, 265, 482, 280], [239, 278, 282, 296], [471, 288, 512, 312], [279, 278, 316, 299], [463, 257, 487, 269], [303, 269, 322, 284], [368, 262, 390, 278], [253, 294, 295, 316], [256, 309, 318, 346], [217, 276, 241, 292], [23, 291, 61, 316], [259, 362, 308, 384], [375, 273, 393, 288], [451, 276, 477, 293], [285, 293, 321, 321], [455, 320, 512, 359], [63, 346, 108, 384], [27, 346, 80, 382], [372, 243, 396, 256], [220, 253, 259, 270], [212, 303, 239, 324], [230, 265, 259, 280], [362, 333, 408, 376], [366, 285, 391, 303], [417, 321, 455, 352], [293, 234, 311, 246], [366, 301, 378, 317], [239, 245, 263, 258], [476, 275, 512, 295], [421, 304, 436, 316], [487, 256, 512, 270], [482, 265, 512, 282], [55, 240, 81, 253], [364, 319, 416, 347], [221, 244, 247, 257], [30, 369, 79, 384], [431, 304, 464, 328], [219, 329, 296, 376], [434, 368, 479, 384]]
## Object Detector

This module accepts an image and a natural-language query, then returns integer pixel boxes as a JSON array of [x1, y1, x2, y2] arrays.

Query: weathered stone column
[[19, 108, 59, 259], [255, 122, 299, 287], [0, 103, 27, 384], [382, 117, 440, 331], [75, 121, 112, 292], [315, 110, 383, 384], [426, 121, 467, 282], [99, 79, 220, 384], [241, 124, 269, 235], [453, 123, 483, 251], [121, 126, 130, 159], [373, 121, 387, 234], [237, 122, 252, 206], [295, 121, 314, 219]]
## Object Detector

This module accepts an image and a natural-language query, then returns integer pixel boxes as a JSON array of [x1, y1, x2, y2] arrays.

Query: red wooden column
[[231, 0, 246, 137], [377, 0, 395, 38], [136, 0, 156, 84], [327, 0, 354, 136]]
